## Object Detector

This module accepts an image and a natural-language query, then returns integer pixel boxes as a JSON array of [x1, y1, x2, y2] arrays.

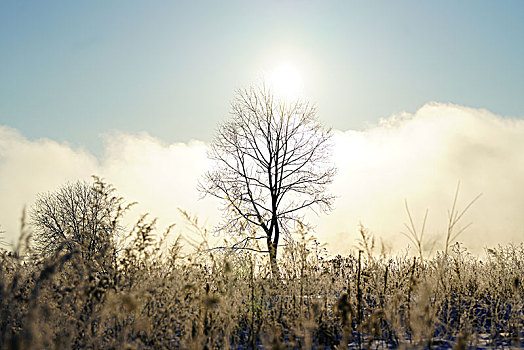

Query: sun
[[269, 63, 302, 100]]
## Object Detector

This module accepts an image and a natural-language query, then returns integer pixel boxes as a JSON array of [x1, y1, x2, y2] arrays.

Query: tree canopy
[[30, 176, 130, 272], [200, 85, 336, 273]]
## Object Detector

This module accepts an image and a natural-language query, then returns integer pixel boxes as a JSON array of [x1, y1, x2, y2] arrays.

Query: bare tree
[[200, 85, 336, 274], [30, 176, 131, 272]]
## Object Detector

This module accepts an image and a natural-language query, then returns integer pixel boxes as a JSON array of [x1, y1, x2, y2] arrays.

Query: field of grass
[[1, 212, 523, 349]]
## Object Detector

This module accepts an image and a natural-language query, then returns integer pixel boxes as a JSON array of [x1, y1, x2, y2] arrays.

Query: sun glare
[[269, 63, 302, 100]]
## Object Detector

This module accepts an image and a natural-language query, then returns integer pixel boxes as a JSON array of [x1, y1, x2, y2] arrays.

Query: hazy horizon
[[2, 101, 523, 256]]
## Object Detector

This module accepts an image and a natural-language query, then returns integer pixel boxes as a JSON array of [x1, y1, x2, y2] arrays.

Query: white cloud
[[1, 103, 523, 256], [98, 131, 221, 245], [313, 102, 524, 254], [0, 127, 220, 248], [0, 126, 98, 242]]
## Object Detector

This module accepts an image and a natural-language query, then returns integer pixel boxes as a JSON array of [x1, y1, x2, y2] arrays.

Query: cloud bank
[[0, 128, 219, 249], [1, 103, 523, 255]]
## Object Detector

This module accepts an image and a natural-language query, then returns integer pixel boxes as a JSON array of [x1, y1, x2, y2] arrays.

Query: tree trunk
[[268, 216, 280, 278], [268, 241, 279, 278]]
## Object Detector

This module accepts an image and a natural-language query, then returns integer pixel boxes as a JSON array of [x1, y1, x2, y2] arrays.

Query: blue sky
[[1, 1, 523, 155]]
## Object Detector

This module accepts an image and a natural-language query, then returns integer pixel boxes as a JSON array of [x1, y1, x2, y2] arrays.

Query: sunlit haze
[[269, 63, 302, 100]]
